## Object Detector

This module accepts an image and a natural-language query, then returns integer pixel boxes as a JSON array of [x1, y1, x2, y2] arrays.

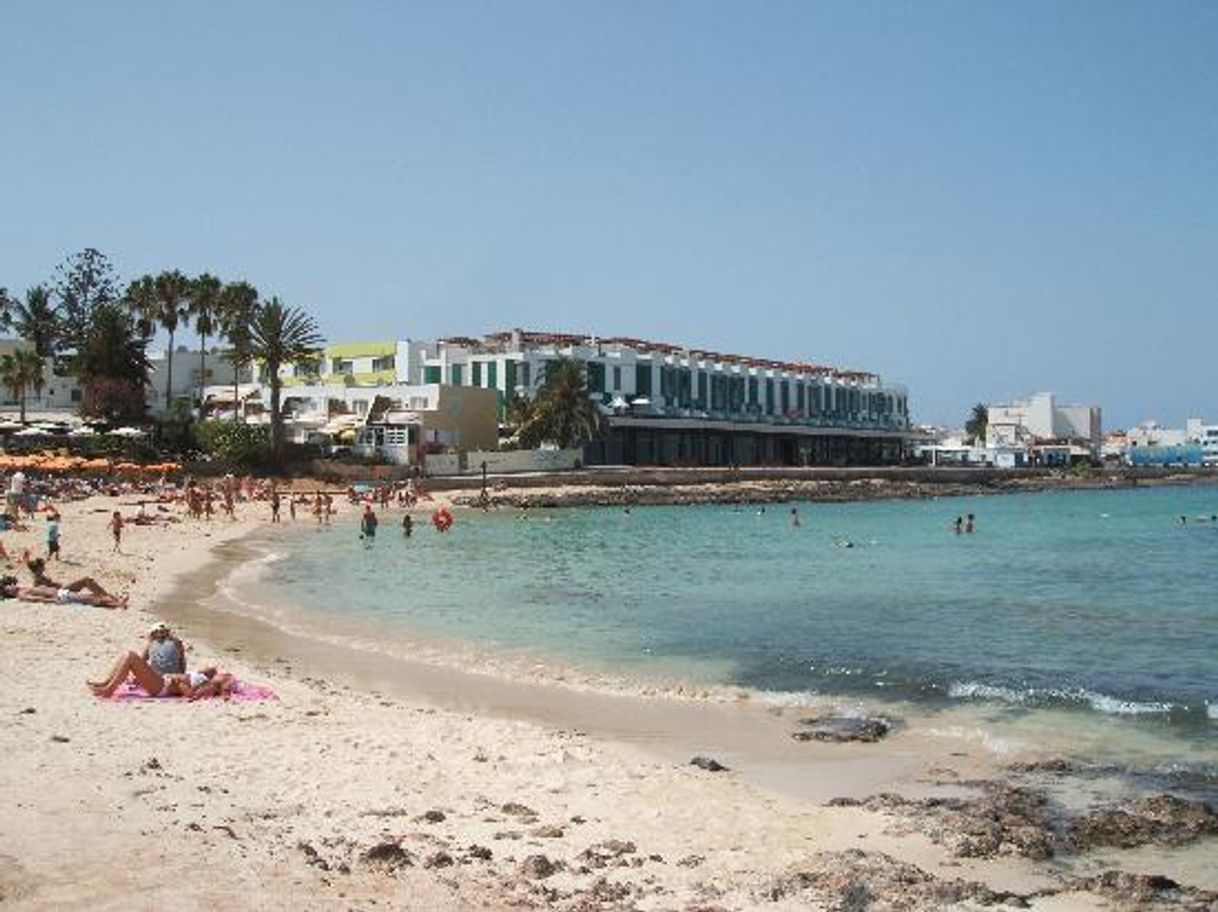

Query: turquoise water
[[251, 486, 1218, 732]]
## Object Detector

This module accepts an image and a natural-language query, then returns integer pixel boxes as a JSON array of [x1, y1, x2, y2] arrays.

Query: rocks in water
[[690, 756, 729, 772], [520, 854, 559, 880], [361, 841, 414, 870], [1005, 757, 1081, 775], [1068, 794, 1218, 850], [1074, 870, 1218, 908], [846, 785, 1055, 860], [792, 714, 892, 743]]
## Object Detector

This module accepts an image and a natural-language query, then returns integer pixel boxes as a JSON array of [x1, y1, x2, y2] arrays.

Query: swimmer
[[789, 507, 801, 528], [965, 513, 975, 533]]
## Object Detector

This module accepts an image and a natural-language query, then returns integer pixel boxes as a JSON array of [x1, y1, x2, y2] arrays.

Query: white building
[[987, 392, 1101, 461]]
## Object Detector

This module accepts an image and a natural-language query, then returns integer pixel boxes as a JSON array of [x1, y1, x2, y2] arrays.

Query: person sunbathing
[[87, 652, 225, 699], [2, 579, 128, 609], [24, 557, 118, 600]]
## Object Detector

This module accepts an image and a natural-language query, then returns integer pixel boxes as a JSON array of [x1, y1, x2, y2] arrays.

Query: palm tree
[[216, 281, 259, 421], [0, 349, 45, 423], [152, 270, 191, 411], [1, 286, 60, 357], [187, 273, 222, 409], [248, 297, 323, 460], [519, 357, 603, 449], [964, 403, 989, 445]]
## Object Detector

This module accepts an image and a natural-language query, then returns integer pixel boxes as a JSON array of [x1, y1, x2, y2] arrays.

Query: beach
[[2, 488, 1217, 911]]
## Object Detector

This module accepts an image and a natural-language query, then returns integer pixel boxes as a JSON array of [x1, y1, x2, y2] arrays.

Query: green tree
[[216, 281, 260, 421], [518, 357, 603, 449], [78, 304, 152, 423], [0, 286, 60, 357], [248, 297, 323, 461], [188, 273, 223, 408], [52, 248, 119, 361], [0, 348, 45, 423], [965, 403, 989, 445]]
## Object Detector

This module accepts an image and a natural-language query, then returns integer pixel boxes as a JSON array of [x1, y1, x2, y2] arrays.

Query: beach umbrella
[[109, 426, 146, 438], [13, 427, 46, 437]]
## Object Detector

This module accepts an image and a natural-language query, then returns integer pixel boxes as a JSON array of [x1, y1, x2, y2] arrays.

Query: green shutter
[[472, 362, 483, 387], [450, 364, 462, 385], [488, 361, 498, 389], [423, 365, 441, 384], [505, 359, 517, 392]]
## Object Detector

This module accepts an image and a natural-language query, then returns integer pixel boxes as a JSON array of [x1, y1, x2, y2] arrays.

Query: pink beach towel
[[101, 681, 278, 703]]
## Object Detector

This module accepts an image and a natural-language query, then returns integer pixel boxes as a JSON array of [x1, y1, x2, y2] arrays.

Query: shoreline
[[3, 492, 1217, 909]]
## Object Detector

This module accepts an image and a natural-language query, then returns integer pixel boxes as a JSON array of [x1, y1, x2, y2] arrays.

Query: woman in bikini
[[87, 652, 229, 699]]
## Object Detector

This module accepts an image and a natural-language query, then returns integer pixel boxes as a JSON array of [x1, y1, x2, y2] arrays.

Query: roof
[[325, 341, 398, 359]]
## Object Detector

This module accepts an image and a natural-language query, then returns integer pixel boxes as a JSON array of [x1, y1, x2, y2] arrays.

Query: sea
[[227, 484, 1217, 778]]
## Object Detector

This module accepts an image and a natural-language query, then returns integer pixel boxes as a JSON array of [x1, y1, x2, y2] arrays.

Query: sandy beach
[[2, 489, 1216, 911]]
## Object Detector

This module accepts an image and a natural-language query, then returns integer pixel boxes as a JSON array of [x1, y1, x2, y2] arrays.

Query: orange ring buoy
[[431, 507, 454, 533]]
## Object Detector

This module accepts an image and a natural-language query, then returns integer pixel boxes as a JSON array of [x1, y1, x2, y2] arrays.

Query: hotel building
[[392, 330, 912, 467]]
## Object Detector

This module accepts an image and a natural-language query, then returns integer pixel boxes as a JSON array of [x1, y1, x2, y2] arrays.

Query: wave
[[948, 680, 1176, 716]]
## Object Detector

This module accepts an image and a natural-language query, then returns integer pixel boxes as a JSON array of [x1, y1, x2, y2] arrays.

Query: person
[[270, 487, 281, 524], [789, 507, 802, 528], [953, 516, 963, 534], [25, 557, 123, 602], [2, 576, 128, 609], [143, 622, 186, 675], [401, 513, 413, 537], [360, 503, 378, 539], [965, 513, 975, 533], [108, 510, 123, 553], [45, 514, 61, 561], [288, 496, 297, 521], [87, 652, 226, 699], [7, 470, 26, 517]]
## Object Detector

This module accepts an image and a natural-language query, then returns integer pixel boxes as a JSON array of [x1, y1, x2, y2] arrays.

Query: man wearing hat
[[143, 623, 186, 675]]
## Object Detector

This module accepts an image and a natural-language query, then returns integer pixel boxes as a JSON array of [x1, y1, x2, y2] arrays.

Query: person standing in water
[[965, 513, 975, 533], [360, 503, 378, 539], [789, 506, 802, 528], [953, 516, 963, 534]]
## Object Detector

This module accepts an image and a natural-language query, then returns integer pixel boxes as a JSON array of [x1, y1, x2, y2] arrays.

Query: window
[[765, 379, 775, 415], [520, 361, 531, 388], [587, 361, 605, 394], [371, 356, 395, 372], [332, 358, 354, 375], [487, 361, 498, 389], [612, 366, 621, 391], [635, 364, 652, 396], [472, 362, 483, 387], [423, 365, 441, 383], [505, 359, 517, 392], [696, 372, 707, 409], [450, 364, 462, 385], [354, 400, 369, 416]]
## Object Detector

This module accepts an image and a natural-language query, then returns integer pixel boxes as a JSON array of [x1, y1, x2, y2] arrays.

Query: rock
[[759, 849, 1026, 910], [501, 801, 537, 818], [466, 844, 493, 861], [416, 809, 446, 823], [690, 756, 729, 772], [579, 839, 637, 868], [793, 715, 891, 743], [362, 841, 414, 870], [1068, 794, 1218, 850], [18, 707, 35, 715], [1006, 757, 1080, 775], [423, 851, 453, 869], [520, 854, 558, 879], [1071, 869, 1218, 907], [49, 735, 70, 744], [532, 824, 565, 838]]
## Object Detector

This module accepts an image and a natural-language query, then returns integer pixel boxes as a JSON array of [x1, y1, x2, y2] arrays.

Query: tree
[[187, 273, 223, 408], [216, 281, 259, 421], [78, 304, 152, 423], [52, 248, 119, 361], [248, 297, 323, 460], [518, 357, 603, 449], [151, 270, 191, 412], [3, 286, 61, 357], [0, 349, 45, 423], [965, 403, 989, 445]]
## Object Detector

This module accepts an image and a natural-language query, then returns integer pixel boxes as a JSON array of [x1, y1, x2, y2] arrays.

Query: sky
[[1, 1, 1215, 429]]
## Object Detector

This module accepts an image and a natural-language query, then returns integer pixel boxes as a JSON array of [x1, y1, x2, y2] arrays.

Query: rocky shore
[[447, 468, 1218, 509]]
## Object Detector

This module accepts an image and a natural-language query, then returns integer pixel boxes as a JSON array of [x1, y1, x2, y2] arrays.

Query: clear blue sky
[[2, 1, 1215, 429]]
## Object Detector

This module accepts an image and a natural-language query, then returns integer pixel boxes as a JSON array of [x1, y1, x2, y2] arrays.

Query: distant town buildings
[[986, 392, 1102, 464]]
